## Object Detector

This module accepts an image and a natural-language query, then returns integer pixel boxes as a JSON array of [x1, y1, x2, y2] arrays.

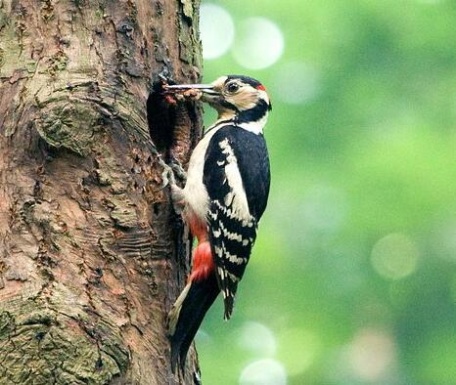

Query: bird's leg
[[169, 178, 186, 216], [158, 156, 186, 215], [168, 156, 187, 184]]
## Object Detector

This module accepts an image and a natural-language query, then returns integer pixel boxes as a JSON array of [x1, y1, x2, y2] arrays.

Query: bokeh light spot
[[347, 329, 397, 382], [239, 359, 287, 385], [237, 321, 277, 357], [371, 233, 419, 280], [232, 17, 284, 70], [200, 4, 234, 59], [273, 62, 320, 105]]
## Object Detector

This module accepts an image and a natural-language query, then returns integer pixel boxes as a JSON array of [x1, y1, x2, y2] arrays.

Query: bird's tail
[[168, 273, 219, 372]]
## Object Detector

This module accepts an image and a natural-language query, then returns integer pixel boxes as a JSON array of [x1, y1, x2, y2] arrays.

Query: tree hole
[[147, 80, 176, 153]]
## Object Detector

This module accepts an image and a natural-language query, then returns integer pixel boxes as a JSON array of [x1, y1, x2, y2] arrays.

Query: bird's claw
[[169, 158, 187, 184], [158, 157, 186, 214], [160, 163, 176, 190]]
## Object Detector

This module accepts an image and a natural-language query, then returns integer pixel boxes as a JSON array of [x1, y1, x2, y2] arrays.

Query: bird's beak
[[163, 83, 221, 104], [164, 84, 218, 95]]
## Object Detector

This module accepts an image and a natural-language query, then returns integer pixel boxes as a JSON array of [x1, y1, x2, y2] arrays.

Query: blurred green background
[[195, 1, 456, 384]]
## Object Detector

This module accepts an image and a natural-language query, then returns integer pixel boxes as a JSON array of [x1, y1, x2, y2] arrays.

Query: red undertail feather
[[168, 213, 219, 372], [189, 241, 214, 282], [187, 214, 216, 283]]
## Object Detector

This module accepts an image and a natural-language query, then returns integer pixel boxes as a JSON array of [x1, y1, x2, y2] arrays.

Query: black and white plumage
[[166, 75, 271, 371], [204, 124, 270, 319]]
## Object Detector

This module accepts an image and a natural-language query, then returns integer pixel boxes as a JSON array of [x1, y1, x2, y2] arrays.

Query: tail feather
[[168, 274, 219, 372]]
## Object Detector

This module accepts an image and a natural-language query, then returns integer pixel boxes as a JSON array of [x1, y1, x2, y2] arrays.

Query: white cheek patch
[[229, 89, 258, 111]]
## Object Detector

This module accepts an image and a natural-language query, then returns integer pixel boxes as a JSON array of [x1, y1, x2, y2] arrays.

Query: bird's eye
[[226, 82, 240, 93]]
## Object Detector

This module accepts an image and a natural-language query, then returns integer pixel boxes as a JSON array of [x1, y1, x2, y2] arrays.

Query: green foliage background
[[196, 1, 456, 384]]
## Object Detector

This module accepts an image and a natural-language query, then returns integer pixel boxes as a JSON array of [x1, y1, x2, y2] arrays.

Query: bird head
[[200, 75, 272, 121], [165, 75, 272, 124]]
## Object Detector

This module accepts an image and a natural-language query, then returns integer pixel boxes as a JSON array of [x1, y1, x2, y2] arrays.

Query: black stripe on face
[[236, 98, 270, 124], [219, 99, 239, 112]]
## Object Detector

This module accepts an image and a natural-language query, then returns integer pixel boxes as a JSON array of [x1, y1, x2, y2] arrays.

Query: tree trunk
[[0, 1, 202, 384]]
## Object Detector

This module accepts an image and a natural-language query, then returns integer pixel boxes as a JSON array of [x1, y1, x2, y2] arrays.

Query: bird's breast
[[183, 128, 219, 220]]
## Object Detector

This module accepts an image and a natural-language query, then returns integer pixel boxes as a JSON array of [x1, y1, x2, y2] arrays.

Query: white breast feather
[[183, 130, 214, 220]]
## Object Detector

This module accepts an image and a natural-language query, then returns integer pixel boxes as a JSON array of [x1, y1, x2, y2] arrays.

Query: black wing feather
[[203, 125, 270, 319]]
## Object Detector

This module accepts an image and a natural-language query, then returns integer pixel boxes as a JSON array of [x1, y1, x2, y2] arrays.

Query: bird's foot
[[158, 157, 186, 214]]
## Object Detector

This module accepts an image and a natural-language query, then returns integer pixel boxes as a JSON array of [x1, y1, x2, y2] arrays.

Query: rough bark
[[0, 0, 203, 384]]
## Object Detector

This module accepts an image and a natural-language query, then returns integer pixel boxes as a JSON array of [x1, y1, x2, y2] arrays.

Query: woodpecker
[[165, 75, 271, 371]]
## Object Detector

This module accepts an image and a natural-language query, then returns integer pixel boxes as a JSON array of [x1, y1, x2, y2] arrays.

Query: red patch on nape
[[256, 84, 267, 91]]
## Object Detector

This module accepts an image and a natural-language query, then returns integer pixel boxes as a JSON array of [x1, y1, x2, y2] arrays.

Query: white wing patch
[[218, 138, 252, 222]]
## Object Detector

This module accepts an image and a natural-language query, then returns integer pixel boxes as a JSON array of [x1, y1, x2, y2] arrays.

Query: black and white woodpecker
[[164, 75, 272, 371]]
